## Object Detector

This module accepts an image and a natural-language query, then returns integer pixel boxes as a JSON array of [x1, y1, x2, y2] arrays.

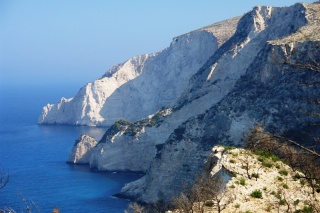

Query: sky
[[0, 0, 315, 90]]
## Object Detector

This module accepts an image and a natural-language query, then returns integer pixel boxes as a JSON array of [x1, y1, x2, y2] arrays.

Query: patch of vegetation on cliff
[[169, 142, 320, 213], [124, 108, 170, 136], [100, 108, 172, 142], [99, 119, 131, 142]]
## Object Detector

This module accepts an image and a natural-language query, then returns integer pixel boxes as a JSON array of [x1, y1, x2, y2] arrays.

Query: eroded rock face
[[88, 108, 185, 172], [64, 17, 240, 172], [116, 3, 320, 203], [66, 2, 320, 204], [67, 134, 98, 164], [38, 18, 239, 126]]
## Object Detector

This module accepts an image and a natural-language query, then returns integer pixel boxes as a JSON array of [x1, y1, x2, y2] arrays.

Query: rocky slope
[[67, 2, 320, 205], [38, 17, 239, 126], [168, 146, 320, 213], [117, 3, 320, 203]]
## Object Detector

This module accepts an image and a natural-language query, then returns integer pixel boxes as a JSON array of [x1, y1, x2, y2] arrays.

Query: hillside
[[65, 2, 320, 206], [167, 146, 320, 213]]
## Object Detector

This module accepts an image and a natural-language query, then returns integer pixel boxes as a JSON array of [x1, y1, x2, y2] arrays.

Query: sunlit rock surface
[[66, 3, 320, 204]]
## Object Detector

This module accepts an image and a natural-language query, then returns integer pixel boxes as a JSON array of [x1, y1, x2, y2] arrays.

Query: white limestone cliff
[[38, 21, 238, 126], [38, 54, 150, 126], [115, 3, 320, 203], [67, 134, 98, 164], [66, 17, 240, 172], [66, 2, 320, 205]]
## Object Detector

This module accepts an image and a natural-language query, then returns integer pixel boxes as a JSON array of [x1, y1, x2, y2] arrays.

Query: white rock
[[38, 27, 229, 126], [67, 134, 98, 164]]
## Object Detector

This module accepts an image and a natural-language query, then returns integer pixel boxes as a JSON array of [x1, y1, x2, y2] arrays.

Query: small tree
[[239, 151, 254, 179], [208, 175, 234, 213], [246, 126, 320, 200], [172, 192, 194, 213], [173, 172, 233, 213], [125, 202, 145, 213]]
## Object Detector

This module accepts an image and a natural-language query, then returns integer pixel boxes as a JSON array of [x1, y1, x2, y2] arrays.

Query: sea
[[0, 85, 142, 212]]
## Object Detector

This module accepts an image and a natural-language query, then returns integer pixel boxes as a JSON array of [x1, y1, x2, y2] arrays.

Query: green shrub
[[255, 150, 271, 157], [279, 170, 288, 176], [240, 178, 246, 186], [271, 155, 280, 162], [230, 184, 235, 188], [283, 183, 289, 189], [235, 203, 240, 208], [271, 191, 281, 200], [294, 207, 313, 213], [251, 189, 262, 198], [277, 176, 284, 181], [294, 199, 300, 206], [300, 179, 305, 186], [229, 159, 236, 163], [224, 146, 236, 151], [204, 200, 214, 207], [258, 156, 265, 162], [302, 206, 312, 213], [252, 173, 259, 179], [254, 150, 280, 163], [263, 162, 274, 168], [280, 199, 286, 205]]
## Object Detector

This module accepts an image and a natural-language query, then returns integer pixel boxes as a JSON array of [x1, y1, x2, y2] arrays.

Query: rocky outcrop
[[170, 146, 320, 213], [38, 17, 239, 126], [67, 134, 98, 164], [38, 55, 150, 126], [66, 2, 320, 204]]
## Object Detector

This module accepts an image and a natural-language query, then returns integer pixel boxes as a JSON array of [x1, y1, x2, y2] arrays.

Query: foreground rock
[[169, 146, 320, 213]]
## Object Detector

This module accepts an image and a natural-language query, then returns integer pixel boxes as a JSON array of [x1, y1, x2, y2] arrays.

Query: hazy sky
[[0, 0, 314, 89]]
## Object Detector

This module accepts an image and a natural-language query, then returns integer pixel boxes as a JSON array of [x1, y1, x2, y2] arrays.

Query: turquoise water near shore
[[0, 86, 141, 212]]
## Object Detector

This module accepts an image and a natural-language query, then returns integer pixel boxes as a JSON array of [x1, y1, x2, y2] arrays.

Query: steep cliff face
[[38, 18, 239, 126], [116, 3, 320, 203], [67, 134, 98, 164], [66, 2, 320, 204], [38, 55, 150, 126], [65, 17, 240, 171], [123, 39, 319, 203]]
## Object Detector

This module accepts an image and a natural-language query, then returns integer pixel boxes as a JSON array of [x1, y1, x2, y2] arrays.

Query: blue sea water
[[0, 85, 141, 212]]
